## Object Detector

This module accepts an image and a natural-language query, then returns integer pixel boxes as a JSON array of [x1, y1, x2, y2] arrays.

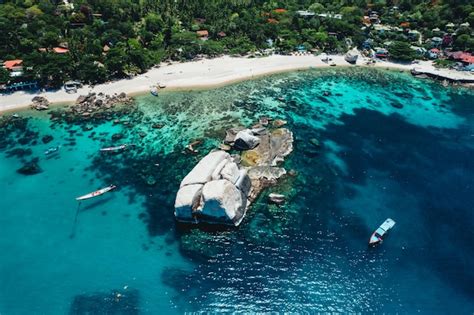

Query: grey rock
[[268, 193, 285, 205], [234, 129, 260, 150]]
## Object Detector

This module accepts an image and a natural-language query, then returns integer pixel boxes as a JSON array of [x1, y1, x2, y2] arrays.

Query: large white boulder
[[234, 129, 260, 150], [211, 159, 229, 181], [200, 180, 247, 226], [174, 184, 203, 221], [235, 169, 251, 195], [180, 151, 229, 187], [220, 161, 240, 184]]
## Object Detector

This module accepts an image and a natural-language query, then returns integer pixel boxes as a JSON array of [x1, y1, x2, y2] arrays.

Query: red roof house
[[196, 30, 209, 40], [3, 59, 23, 70], [53, 47, 69, 54], [461, 55, 474, 64]]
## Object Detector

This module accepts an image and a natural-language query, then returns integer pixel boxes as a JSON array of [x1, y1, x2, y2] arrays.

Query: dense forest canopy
[[0, 0, 473, 86]]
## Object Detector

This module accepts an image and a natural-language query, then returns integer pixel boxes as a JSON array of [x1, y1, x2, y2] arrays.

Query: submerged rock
[[309, 138, 320, 148], [6, 148, 33, 158], [391, 101, 404, 109], [42, 135, 54, 144], [111, 133, 123, 141], [17, 158, 42, 175]]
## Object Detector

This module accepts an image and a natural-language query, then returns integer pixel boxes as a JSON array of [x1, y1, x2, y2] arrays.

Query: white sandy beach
[[0, 54, 470, 113]]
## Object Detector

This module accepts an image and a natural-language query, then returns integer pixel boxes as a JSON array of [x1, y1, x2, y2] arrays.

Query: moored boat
[[150, 86, 158, 96], [100, 144, 128, 152], [75, 184, 116, 201], [44, 145, 61, 155], [369, 218, 396, 246]]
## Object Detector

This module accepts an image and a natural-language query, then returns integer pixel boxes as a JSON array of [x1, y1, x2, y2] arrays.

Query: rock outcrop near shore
[[174, 121, 293, 226], [31, 96, 50, 110], [72, 92, 133, 117]]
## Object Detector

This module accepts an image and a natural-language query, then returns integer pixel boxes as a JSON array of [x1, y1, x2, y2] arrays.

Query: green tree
[[388, 41, 417, 62], [0, 67, 10, 84], [454, 34, 474, 51], [105, 44, 128, 77]]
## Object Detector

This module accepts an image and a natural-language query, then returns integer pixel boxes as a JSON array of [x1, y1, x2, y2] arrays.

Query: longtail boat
[[75, 185, 116, 201], [100, 144, 128, 152]]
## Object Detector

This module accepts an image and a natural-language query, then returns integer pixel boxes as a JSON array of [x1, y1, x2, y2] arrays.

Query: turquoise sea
[[1, 68, 473, 314]]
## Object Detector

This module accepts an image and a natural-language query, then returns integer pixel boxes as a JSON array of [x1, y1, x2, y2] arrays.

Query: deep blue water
[[1, 68, 473, 314]]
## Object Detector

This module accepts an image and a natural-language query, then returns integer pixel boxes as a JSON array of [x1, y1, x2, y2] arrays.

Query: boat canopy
[[380, 218, 396, 231]]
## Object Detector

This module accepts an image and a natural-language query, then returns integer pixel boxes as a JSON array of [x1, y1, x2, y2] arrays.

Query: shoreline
[[0, 55, 471, 113]]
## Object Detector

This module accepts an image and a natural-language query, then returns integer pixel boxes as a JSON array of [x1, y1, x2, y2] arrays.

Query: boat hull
[[368, 218, 396, 246], [76, 185, 116, 201]]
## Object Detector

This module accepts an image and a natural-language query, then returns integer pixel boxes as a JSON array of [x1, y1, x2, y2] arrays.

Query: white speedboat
[[150, 87, 158, 96], [369, 218, 396, 246]]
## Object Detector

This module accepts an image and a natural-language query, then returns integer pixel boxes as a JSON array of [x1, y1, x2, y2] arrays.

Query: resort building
[[318, 13, 342, 20], [427, 48, 440, 59], [3, 59, 24, 77], [296, 10, 315, 17], [196, 30, 209, 41]]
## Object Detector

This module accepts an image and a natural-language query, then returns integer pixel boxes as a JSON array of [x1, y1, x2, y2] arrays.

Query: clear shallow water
[[1, 68, 473, 314]]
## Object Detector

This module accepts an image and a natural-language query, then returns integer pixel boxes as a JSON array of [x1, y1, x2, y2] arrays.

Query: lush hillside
[[0, 0, 473, 86]]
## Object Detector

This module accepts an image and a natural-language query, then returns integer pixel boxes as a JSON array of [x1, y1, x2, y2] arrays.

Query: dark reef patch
[[16, 158, 42, 175], [69, 289, 140, 315]]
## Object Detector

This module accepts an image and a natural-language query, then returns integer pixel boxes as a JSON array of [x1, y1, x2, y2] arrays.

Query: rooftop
[[4, 59, 23, 70], [196, 30, 209, 37]]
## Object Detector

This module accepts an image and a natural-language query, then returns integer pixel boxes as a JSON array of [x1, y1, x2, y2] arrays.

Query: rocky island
[[174, 119, 293, 226]]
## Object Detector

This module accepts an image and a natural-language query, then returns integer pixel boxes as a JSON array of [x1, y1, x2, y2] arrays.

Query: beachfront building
[[427, 48, 440, 59], [447, 51, 474, 70], [3, 59, 24, 77], [375, 48, 389, 58]]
